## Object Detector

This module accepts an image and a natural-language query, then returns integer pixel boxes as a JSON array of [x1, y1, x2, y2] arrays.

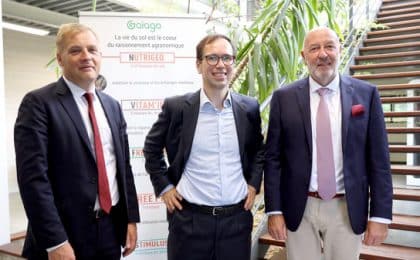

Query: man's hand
[[363, 221, 388, 246], [161, 188, 183, 213], [48, 242, 75, 260], [123, 223, 138, 257], [244, 185, 257, 210], [268, 214, 287, 241]]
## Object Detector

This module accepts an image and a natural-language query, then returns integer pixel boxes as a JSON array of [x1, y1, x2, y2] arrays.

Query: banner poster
[[79, 13, 206, 259]]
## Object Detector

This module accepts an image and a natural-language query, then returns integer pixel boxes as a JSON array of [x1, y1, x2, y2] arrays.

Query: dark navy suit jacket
[[143, 90, 264, 197], [14, 77, 140, 259], [264, 75, 393, 234]]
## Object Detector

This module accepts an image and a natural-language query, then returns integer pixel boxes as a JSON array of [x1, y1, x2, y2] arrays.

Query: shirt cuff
[[369, 217, 392, 224], [46, 241, 67, 252], [159, 184, 174, 197], [266, 211, 283, 216]]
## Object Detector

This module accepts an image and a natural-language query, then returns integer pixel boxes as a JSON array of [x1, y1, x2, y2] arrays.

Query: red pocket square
[[352, 104, 364, 116]]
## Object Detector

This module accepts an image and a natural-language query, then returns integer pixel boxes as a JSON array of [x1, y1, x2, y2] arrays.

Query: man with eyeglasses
[[144, 34, 264, 260]]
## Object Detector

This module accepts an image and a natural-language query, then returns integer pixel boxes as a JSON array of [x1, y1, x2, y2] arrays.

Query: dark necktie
[[316, 88, 336, 200], [84, 93, 112, 213]]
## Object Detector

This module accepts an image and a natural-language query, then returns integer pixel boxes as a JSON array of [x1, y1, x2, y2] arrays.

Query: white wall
[[0, 3, 10, 244], [4, 29, 56, 194]]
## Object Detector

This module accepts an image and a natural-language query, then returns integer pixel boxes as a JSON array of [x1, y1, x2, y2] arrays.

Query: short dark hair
[[196, 34, 236, 61]]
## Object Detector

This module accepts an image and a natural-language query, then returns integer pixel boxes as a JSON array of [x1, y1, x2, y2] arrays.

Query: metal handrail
[[341, 0, 383, 74]]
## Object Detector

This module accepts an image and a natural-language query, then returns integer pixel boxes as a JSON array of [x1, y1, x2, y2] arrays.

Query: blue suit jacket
[[14, 77, 140, 258], [264, 75, 393, 234], [143, 90, 264, 197]]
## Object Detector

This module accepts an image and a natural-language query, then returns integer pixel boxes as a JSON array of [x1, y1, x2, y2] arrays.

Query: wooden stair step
[[0, 243, 22, 258], [378, 6, 420, 17], [359, 42, 420, 52], [259, 233, 285, 247], [381, 96, 420, 103], [382, 19, 420, 28], [381, 1, 420, 11], [10, 231, 25, 241], [377, 12, 420, 23], [0, 232, 25, 258], [351, 60, 420, 70], [353, 70, 420, 80], [393, 188, 420, 201], [367, 26, 420, 36], [387, 127, 420, 133], [385, 111, 420, 117], [0, 231, 26, 259], [355, 50, 420, 61], [391, 214, 420, 232], [360, 243, 420, 260], [390, 146, 420, 153], [364, 34, 420, 44], [391, 165, 420, 175], [377, 83, 420, 91], [259, 234, 420, 260]]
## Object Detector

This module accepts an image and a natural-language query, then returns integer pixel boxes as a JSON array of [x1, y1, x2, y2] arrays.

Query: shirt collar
[[63, 76, 96, 99], [309, 74, 340, 94], [199, 88, 232, 110]]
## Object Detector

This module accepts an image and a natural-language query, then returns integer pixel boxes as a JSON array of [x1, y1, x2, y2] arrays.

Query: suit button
[[90, 177, 97, 184]]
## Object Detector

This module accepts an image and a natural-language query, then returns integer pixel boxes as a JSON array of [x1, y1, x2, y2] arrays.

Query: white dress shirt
[[176, 88, 248, 206], [309, 75, 344, 194], [64, 77, 119, 209]]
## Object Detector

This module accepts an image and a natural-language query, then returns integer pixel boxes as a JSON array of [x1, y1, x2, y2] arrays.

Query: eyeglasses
[[203, 54, 235, 66]]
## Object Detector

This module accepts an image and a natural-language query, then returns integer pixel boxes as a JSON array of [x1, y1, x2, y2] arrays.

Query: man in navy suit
[[143, 34, 264, 260], [14, 23, 140, 260], [264, 27, 393, 260]]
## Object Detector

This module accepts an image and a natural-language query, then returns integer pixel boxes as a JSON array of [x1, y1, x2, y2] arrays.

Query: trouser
[[286, 196, 362, 260], [167, 200, 253, 260], [76, 206, 122, 260]]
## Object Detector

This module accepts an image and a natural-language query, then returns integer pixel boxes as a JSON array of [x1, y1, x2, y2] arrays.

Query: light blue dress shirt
[[176, 89, 248, 206]]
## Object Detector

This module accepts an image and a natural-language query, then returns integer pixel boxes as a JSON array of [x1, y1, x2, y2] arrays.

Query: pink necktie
[[316, 88, 336, 200], [84, 93, 112, 213]]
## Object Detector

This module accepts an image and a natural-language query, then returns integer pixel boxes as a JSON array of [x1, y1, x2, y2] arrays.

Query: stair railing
[[341, 0, 383, 74]]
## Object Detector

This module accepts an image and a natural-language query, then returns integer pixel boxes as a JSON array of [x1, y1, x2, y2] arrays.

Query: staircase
[[351, 1, 420, 257], [258, 0, 420, 259], [0, 232, 25, 259]]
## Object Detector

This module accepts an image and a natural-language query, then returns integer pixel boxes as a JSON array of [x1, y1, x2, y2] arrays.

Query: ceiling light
[[2, 22, 49, 36]]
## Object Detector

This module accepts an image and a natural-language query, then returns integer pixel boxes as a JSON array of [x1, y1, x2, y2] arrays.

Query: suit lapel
[[55, 78, 94, 157], [340, 76, 354, 149], [182, 90, 200, 164], [231, 93, 246, 159], [295, 78, 313, 155]]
